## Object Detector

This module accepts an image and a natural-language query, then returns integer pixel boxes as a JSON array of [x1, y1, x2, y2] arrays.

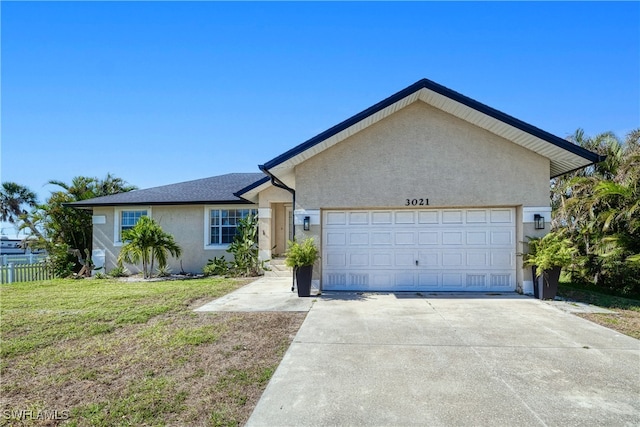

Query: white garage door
[[322, 208, 516, 292]]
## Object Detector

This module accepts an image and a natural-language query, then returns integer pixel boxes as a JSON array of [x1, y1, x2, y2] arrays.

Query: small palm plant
[[118, 216, 182, 279]]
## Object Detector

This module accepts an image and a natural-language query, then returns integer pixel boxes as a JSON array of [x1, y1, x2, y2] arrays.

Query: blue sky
[[1, 1, 639, 235]]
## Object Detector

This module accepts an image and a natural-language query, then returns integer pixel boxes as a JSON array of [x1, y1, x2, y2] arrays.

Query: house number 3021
[[405, 198, 429, 206]]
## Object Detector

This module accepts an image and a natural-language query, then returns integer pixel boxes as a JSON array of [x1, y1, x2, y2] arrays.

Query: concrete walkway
[[195, 276, 317, 312], [246, 291, 640, 426]]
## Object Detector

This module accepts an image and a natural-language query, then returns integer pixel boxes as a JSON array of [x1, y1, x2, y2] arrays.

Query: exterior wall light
[[303, 216, 310, 231], [534, 214, 545, 230]]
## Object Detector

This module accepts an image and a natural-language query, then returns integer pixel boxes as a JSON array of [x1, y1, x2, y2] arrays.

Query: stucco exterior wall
[[258, 185, 291, 207], [92, 206, 121, 273], [92, 204, 256, 275], [295, 101, 550, 210]]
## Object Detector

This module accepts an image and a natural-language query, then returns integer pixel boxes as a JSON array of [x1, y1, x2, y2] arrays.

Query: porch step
[[264, 257, 293, 278]]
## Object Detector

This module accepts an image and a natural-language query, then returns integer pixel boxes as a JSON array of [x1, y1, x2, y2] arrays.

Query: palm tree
[[118, 216, 181, 279], [42, 174, 137, 274], [552, 129, 640, 294], [0, 182, 44, 240], [1, 182, 38, 224], [96, 173, 138, 197]]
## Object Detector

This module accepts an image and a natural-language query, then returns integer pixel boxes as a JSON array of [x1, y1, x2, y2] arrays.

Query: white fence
[[1, 258, 55, 284], [0, 254, 55, 283]]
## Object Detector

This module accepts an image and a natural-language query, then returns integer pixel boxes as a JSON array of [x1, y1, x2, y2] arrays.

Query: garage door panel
[[371, 273, 393, 289], [417, 273, 439, 287], [418, 211, 439, 224], [442, 210, 464, 224], [371, 231, 392, 245], [395, 272, 415, 286], [466, 274, 487, 287], [349, 232, 369, 245], [466, 231, 488, 245], [349, 253, 369, 267], [326, 232, 347, 246], [491, 251, 514, 267], [467, 252, 489, 266], [491, 230, 514, 245], [395, 211, 415, 224], [442, 252, 463, 266], [418, 252, 439, 267], [349, 273, 368, 287], [418, 231, 439, 245], [442, 231, 463, 245], [326, 272, 347, 287], [326, 252, 346, 267], [323, 208, 516, 292], [326, 211, 347, 225], [372, 211, 392, 224], [443, 273, 464, 287], [395, 253, 415, 266], [348, 212, 369, 225], [466, 210, 488, 223], [395, 232, 415, 245], [491, 274, 512, 287], [371, 253, 392, 267], [491, 209, 513, 223]]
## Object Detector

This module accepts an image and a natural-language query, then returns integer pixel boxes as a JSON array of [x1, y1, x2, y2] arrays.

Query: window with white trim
[[209, 208, 257, 245], [115, 209, 147, 243]]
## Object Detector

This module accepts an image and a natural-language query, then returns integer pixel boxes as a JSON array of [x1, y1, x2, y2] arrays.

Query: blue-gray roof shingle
[[68, 173, 266, 207]]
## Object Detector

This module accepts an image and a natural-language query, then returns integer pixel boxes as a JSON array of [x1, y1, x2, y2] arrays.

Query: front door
[[285, 206, 293, 248]]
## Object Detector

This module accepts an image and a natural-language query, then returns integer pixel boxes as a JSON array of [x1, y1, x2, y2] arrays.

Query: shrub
[[285, 238, 319, 268], [109, 262, 129, 278], [524, 232, 577, 276], [203, 256, 229, 277]]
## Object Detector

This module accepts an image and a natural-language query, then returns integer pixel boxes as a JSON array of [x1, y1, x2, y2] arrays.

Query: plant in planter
[[285, 237, 319, 297], [523, 232, 576, 299]]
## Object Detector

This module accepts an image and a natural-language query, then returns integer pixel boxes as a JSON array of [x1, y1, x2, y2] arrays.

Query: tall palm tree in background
[[41, 174, 138, 274], [552, 128, 640, 295], [0, 182, 44, 239], [1, 182, 38, 224], [1, 174, 138, 275]]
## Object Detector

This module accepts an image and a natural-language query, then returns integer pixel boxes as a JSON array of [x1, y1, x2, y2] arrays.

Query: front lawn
[[0, 277, 306, 426]]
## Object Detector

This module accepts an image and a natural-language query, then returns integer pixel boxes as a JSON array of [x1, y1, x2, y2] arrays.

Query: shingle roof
[[68, 173, 267, 207]]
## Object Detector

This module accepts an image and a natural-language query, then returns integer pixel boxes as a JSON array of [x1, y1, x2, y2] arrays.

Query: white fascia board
[[270, 86, 591, 179], [236, 180, 272, 203]]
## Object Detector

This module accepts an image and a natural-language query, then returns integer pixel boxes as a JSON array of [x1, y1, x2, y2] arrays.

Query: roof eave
[[66, 199, 256, 209], [261, 78, 603, 176]]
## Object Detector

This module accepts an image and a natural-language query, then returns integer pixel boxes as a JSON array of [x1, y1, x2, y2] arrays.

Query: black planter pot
[[541, 266, 562, 300], [532, 266, 540, 299], [295, 265, 313, 297]]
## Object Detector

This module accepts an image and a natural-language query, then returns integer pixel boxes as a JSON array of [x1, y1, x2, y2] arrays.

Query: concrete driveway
[[246, 291, 640, 426]]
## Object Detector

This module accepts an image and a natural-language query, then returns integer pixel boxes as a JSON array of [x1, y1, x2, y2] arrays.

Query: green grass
[[1, 277, 306, 426], [0, 277, 238, 359], [558, 282, 640, 312]]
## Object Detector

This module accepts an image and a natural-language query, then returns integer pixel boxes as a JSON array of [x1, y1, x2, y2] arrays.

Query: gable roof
[[259, 78, 603, 179], [68, 173, 267, 208]]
